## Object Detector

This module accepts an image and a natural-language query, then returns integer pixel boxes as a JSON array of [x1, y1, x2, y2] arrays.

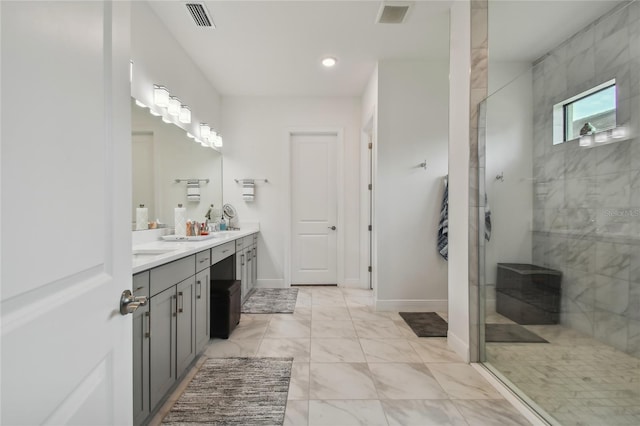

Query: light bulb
[[135, 99, 147, 108], [595, 132, 608, 144], [322, 57, 337, 67]]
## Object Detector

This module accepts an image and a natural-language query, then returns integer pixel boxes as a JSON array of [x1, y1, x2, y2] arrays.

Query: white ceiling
[[148, 0, 626, 97]]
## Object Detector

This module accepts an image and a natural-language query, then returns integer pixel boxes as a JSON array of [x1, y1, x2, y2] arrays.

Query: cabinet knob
[[328, 226, 336, 230]]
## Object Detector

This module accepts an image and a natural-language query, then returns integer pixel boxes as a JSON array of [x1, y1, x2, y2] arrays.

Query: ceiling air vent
[[376, 1, 413, 24], [186, 3, 215, 28]]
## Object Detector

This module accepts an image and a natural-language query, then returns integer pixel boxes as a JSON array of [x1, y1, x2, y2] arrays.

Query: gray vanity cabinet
[[149, 285, 176, 410], [195, 268, 211, 353], [132, 272, 150, 426], [175, 276, 196, 374]]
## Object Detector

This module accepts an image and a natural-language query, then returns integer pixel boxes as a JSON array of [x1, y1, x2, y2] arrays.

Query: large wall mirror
[[131, 98, 223, 230]]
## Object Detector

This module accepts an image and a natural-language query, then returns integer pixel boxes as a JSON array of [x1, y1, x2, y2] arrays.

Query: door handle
[[119, 289, 147, 315], [178, 291, 184, 313], [328, 226, 336, 230], [145, 311, 151, 338], [196, 280, 202, 299]]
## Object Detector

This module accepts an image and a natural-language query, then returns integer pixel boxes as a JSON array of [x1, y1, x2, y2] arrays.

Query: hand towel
[[187, 180, 200, 202], [242, 180, 255, 202], [437, 176, 449, 261]]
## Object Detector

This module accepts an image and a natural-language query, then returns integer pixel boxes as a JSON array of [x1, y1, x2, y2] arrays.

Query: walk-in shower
[[479, 1, 640, 424]]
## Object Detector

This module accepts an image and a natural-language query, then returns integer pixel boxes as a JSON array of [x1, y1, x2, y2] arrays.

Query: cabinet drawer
[[133, 271, 150, 298], [252, 233, 258, 244], [211, 241, 235, 265], [150, 255, 195, 297], [243, 236, 253, 247], [235, 238, 244, 252], [196, 249, 211, 272]]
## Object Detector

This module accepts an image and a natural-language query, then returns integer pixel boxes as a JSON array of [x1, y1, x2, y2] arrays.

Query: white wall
[[448, 0, 471, 361], [131, 1, 221, 138], [221, 97, 362, 287], [484, 62, 534, 310], [375, 59, 449, 311]]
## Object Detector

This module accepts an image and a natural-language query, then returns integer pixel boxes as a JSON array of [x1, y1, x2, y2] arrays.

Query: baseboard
[[254, 279, 286, 288], [375, 299, 448, 312], [341, 278, 367, 289], [446, 330, 470, 363]]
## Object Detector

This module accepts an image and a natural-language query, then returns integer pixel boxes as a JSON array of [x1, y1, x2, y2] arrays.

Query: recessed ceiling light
[[322, 57, 337, 68]]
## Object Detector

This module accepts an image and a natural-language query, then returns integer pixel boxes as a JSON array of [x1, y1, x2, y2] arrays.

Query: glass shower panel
[[480, 1, 639, 424]]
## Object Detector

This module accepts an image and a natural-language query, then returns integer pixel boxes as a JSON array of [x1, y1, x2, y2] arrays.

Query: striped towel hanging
[[485, 193, 492, 242], [437, 176, 449, 261], [187, 180, 201, 202], [242, 180, 255, 202]]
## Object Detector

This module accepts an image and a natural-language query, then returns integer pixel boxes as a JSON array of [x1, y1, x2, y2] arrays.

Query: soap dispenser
[[219, 214, 227, 231]]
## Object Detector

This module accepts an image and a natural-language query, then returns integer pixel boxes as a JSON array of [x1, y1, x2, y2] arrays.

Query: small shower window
[[552, 79, 616, 145]]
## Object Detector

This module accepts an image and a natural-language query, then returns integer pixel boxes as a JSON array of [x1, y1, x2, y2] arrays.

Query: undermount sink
[[132, 248, 176, 259]]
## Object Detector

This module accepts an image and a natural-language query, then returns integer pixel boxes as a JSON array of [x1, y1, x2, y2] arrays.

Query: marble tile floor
[[152, 286, 530, 426], [485, 312, 640, 426]]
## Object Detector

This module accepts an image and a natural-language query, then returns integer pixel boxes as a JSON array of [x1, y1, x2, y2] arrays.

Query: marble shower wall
[[531, 1, 640, 356]]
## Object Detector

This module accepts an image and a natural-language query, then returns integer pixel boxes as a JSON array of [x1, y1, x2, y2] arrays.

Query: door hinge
[[368, 225, 372, 231], [368, 183, 372, 190], [368, 142, 372, 150], [368, 266, 372, 272]]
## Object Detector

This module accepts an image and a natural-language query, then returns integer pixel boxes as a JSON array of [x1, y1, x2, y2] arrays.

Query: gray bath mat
[[485, 324, 548, 343], [242, 288, 299, 314], [162, 357, 293, 425], [399, 312, 448, 337]]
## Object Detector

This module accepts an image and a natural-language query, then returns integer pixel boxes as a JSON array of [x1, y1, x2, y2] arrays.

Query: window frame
[[552, 79, 617, 145]]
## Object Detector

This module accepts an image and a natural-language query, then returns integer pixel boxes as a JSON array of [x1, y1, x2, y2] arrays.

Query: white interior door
[[291, 133, 338, 284], [1, 2, 133, 425]]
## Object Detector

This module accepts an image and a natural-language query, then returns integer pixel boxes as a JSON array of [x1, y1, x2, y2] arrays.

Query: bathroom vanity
[[131, 229, 258, 425]]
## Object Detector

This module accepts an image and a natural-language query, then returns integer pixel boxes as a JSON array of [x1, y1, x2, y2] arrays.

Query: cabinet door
[[245, 247, 253, 296], [176, 276, 196, 375], [252, 244, 258, 291], [149, 286, 176, 410], [132, 302, 149, 426], [236, 249, 246, 302], [195, 269, 210, 353]]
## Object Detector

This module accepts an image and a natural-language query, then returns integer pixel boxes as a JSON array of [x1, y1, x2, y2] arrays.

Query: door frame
[[284, 128, 344, 287]]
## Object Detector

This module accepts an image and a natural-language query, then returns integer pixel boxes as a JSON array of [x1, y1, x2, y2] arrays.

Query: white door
[[290, 133, 338, 284], [1, 2, 133, 425]]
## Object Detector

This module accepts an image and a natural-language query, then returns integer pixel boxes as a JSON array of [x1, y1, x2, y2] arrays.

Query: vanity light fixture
[[153, 84, 170, 107], [135, 99, 147, 108], [186, 132, 195, 139], [594, 132, 608, 144], [161, 115, 172, 124], [212, 132, 223, 148], [612, 126, 627, 139], [200, 123, 211, 139], [149, 108, 162, 117], [322, 57, 337, 67], [579, 135, 593, 147], [168, 96, 181, 116], [179, 105, 191, 124]]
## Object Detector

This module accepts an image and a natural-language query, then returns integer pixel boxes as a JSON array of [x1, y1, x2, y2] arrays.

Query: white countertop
[[132, 227, 259, 274]]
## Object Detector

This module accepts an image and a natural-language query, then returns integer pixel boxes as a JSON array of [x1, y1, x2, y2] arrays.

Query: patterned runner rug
[[242, 288, 299, 314], [162, 357, 293, 425]]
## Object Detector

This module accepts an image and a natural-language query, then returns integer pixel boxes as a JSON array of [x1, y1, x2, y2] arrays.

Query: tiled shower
[[480, 1, 640, 424]]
